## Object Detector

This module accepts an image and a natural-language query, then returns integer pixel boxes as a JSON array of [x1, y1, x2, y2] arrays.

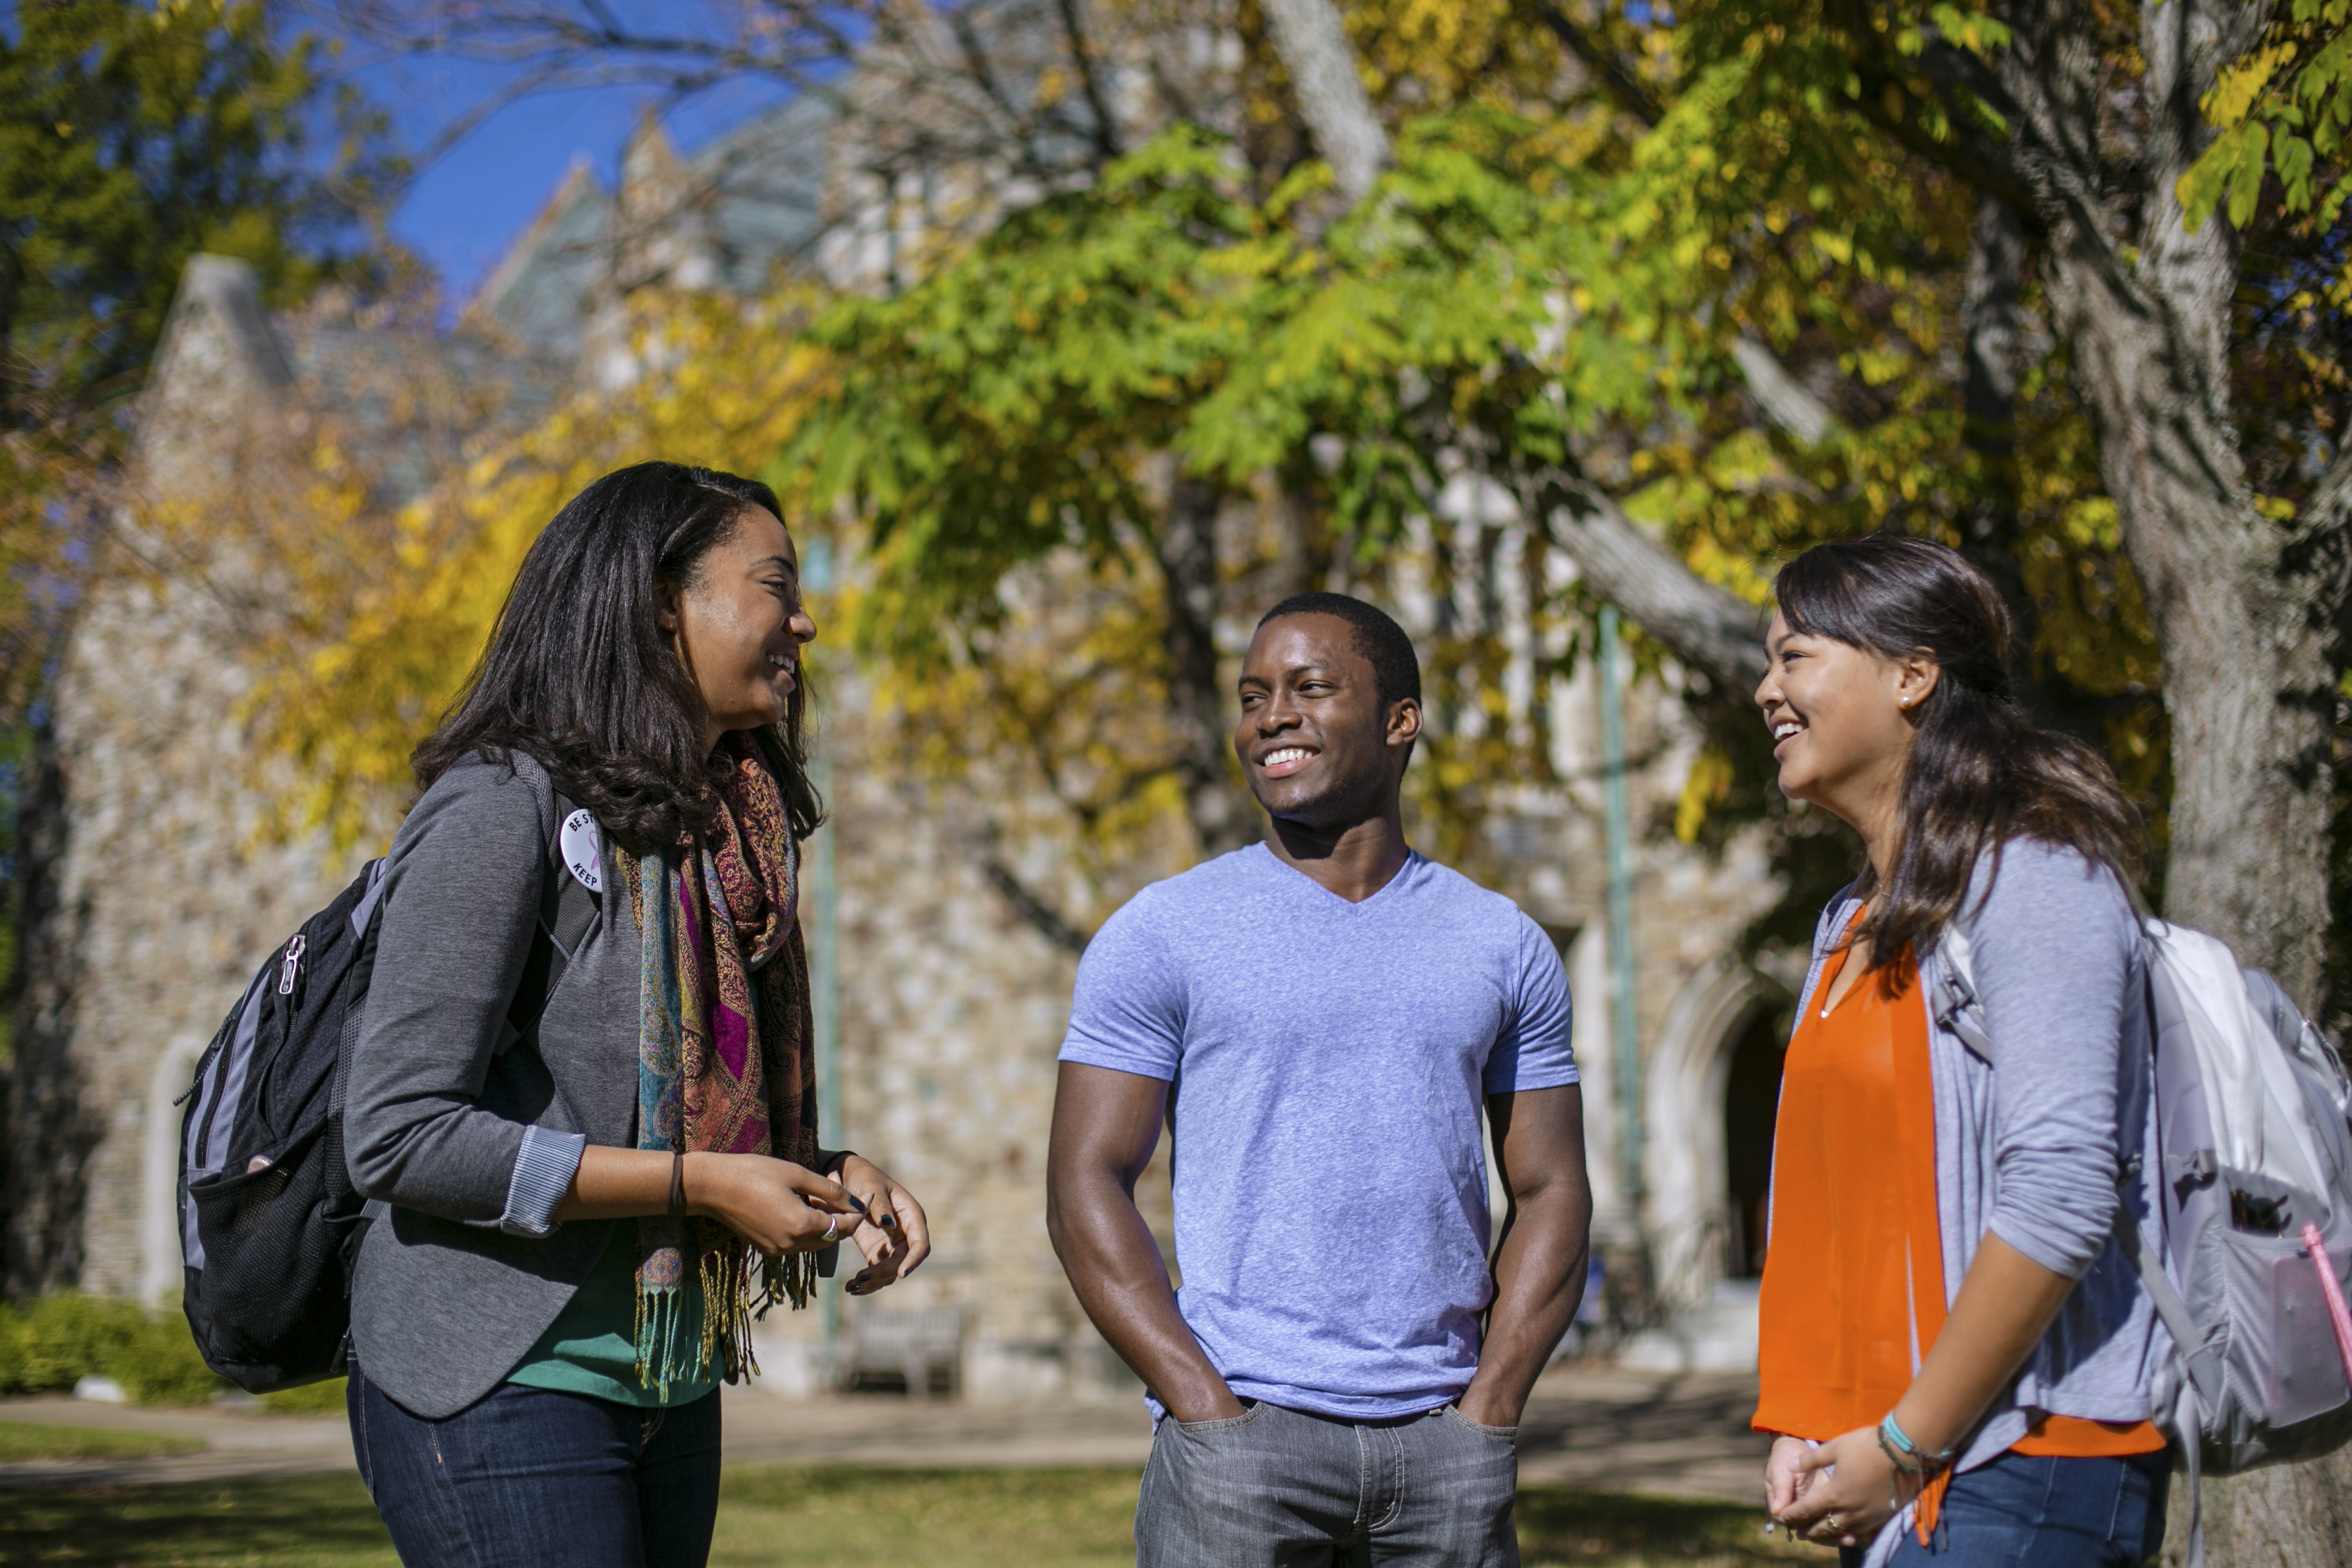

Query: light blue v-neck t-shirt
[[1058, 843, 1578, 1419]]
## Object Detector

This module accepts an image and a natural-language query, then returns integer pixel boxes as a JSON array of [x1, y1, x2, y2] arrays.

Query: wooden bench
[[837, 1306, 966, 1398]]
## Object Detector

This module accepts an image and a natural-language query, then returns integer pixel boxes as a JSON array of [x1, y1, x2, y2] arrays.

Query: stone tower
[[4, 255, 559, 1298]]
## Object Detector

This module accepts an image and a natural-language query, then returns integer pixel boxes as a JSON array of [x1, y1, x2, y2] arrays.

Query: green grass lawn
[[257, 1377, 349, 1415], [0, 1472, 393, 1566], [0, 1424, 206, 1463], [0, 1465, 1833, 1567]]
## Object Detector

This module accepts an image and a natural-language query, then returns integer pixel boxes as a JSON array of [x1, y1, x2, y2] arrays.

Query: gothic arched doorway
[[1721, 1009, 1789, 1279]]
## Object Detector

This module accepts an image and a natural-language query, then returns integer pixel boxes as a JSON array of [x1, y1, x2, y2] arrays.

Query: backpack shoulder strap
[[2111, 1198, 2223, 1409], [1927, 909, 1994, 1058], [327, 860, 391, 1123]]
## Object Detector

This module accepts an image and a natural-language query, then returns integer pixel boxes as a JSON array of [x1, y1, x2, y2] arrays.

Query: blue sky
[[342, 30, 789, 311]]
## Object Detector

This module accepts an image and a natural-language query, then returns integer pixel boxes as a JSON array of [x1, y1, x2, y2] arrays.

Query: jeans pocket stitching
[[1173, 1401, 1269, 1436], [1441, 1403, 1518, 1439]]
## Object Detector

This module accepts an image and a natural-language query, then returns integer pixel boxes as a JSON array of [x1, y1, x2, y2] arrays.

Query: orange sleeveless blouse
[[1752, 920, 2160, 1478]]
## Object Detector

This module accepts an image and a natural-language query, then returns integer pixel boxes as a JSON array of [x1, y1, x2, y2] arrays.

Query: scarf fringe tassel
[[633, 1246, 821, 1401]]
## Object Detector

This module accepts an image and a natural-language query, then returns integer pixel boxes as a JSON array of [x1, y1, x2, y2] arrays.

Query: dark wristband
[[668, 1150, 687, 1216], [817, 1149, 856, 1178]]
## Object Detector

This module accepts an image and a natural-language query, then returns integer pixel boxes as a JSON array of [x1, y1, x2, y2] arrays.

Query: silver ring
[[820, 1216, 840, 1245]]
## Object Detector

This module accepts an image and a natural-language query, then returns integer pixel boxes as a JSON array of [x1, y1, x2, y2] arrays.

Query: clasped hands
[[1765, 1427, 1918, 1551], [687, 1151, 932, 1297]]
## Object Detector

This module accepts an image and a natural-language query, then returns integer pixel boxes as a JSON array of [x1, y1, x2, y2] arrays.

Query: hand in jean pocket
[[1171, 1400, 1264, 1436], [1442, 1403, 1518, 1440]]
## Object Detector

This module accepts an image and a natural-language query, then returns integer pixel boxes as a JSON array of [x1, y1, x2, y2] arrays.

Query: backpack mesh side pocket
[[188, 1118, 349, 1386]]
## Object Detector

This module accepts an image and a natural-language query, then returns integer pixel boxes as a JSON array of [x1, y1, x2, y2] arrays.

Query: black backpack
[[176, 795, 598, 1392]]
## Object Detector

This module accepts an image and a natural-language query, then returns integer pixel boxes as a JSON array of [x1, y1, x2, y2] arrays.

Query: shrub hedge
[[0, 1294, 226, 1405]]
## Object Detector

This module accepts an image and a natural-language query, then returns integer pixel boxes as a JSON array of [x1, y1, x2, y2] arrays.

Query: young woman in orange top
[[1751, 538, 2170, 1566]]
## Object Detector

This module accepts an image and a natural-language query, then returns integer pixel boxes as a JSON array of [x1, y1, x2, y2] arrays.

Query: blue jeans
[[348, 1358, 722, 1568], [1136, 1401, 1520, 1567], [1841, 1449, 2171, 1567]]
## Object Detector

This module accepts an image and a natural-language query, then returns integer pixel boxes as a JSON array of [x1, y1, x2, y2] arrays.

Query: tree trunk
[[2013, 0, 2352, 1553], [4, 711, 94, 1297], [2035, 0, 2335, 1006], [1256, 0, 1386, 204], [1199, 0, 1378, 854], [1269, 475, 1327, 601], [1956, 193, 2035, 663], [2189, 1460, 2352, 1568], [1156, 475, 1257, 856]]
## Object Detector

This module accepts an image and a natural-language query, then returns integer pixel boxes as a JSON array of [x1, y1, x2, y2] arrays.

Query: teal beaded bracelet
[[1879, 1412, 1957, 1477]]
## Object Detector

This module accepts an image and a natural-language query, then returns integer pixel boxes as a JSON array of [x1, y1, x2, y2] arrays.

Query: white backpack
[[1937, 918, 2352, 1560]]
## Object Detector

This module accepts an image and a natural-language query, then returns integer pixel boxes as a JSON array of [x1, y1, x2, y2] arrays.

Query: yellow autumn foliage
[[242, 289, 835, 848], [239, 286, 1212, 887]]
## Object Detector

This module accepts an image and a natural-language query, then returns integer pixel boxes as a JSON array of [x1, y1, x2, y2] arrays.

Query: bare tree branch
[[1730, 337, 1837, 445], [976, 854, 1091, 952], [1507, 463, 1768, 694], [398, 66, 589, 183], [892, 779, 1096, 952], [1157, 473, 1256, 855], [1533, 1, 1661, 128], [947, 8, 1039, 160], [321, 0, 1156, 208], [1052, 0, 1122, 163], [1956, 193, 2034, 648], [1257, 0, 1387, 203]]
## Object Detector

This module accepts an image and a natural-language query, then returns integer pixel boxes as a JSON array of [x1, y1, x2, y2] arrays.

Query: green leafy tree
[[779, 4, 2136, 908], [0, 0, 391, 425], [0, 0, 397, 707]]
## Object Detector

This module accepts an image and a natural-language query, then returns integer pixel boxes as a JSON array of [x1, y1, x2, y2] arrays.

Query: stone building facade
[[11, 83, 1799, 1393]]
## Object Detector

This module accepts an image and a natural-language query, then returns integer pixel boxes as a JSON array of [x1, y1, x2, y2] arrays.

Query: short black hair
[[1256, 593, 1421, 709]]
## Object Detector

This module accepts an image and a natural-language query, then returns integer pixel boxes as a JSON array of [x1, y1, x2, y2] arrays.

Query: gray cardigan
[[343, 753, 644, 1418], [1789, 841, 2171, 1564]]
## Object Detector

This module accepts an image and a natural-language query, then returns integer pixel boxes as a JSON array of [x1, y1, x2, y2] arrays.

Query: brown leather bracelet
[[668, 1149, 687, 1216]]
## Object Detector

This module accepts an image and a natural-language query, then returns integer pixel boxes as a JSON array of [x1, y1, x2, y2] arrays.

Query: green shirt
[[507, 1223, 717, 1408]]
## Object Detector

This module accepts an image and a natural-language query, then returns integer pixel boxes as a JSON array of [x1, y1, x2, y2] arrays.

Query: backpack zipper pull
[[279, 934, 306, 996]]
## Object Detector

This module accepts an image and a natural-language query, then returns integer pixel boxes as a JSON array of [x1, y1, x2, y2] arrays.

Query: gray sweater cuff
[[501, 1126, 586, 1237]]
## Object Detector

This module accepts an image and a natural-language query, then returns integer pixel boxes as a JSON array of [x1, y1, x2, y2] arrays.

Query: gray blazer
[[344, 753, 641, 1418]]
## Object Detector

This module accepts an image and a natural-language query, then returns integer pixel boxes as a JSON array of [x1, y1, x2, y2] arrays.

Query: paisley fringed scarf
[[614, 732, 818, 1398]]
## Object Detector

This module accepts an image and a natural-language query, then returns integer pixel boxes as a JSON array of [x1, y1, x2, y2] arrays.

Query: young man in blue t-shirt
[[1048, 594, 1593, 1567]]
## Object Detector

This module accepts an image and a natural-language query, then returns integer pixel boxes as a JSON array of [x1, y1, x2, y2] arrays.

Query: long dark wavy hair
[[1774, 535, 2142, 968], [413, 461, 825, 852]]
